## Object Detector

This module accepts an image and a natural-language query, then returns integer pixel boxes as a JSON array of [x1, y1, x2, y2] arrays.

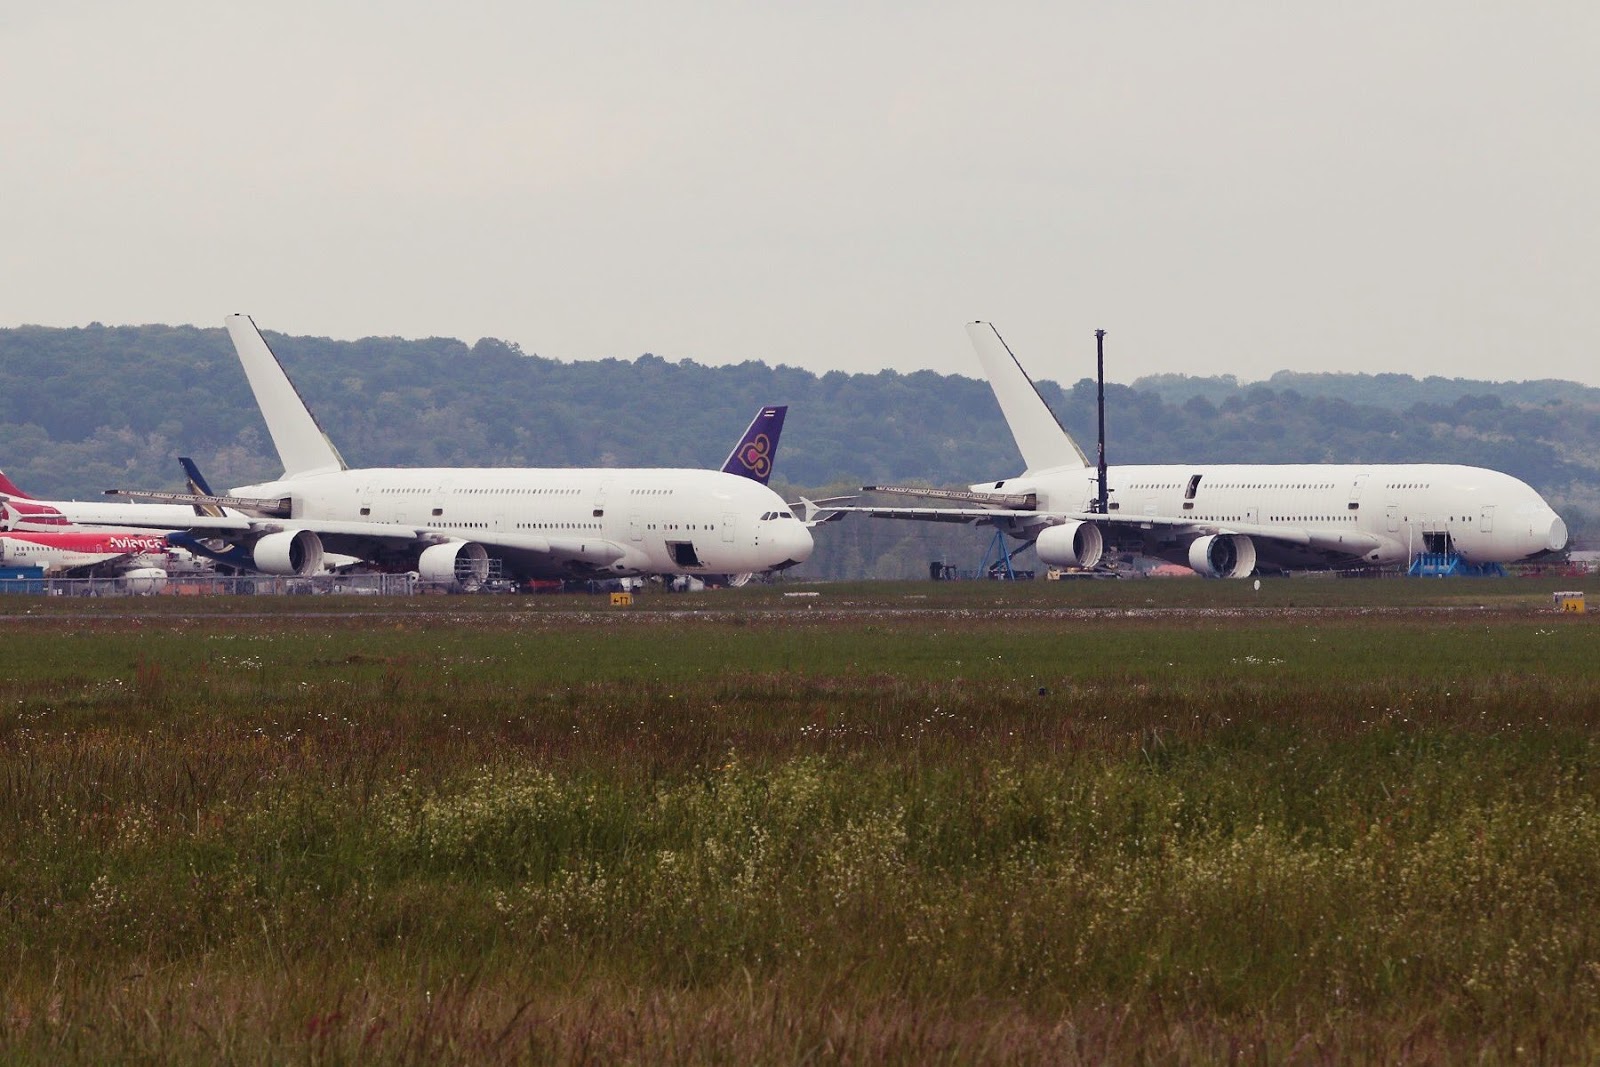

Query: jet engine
[[418, 541, 490, 590], [1187, 534, 1257, 579], [1033, 521, 1104, 569], [252, 529, 324, 575]]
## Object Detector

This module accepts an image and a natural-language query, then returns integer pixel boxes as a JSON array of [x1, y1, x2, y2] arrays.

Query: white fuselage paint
[[984, 461, 1566, 569], [232, 465, 813, 579]]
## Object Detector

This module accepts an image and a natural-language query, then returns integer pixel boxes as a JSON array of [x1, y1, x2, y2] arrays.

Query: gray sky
[[4, 3, 1598, 386]]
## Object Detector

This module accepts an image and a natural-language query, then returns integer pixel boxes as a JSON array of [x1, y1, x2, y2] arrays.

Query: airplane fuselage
[[233, 465, 813, 579], [984, 461, 1566, 570], [0, 530, 175, 575]]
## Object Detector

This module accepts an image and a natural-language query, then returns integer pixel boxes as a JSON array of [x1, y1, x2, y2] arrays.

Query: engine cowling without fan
[[417, 541, 490, 590], [252, 530, 324, 575], [121, 567, 168, 594], [1187, 534, 1257, 578], [1033, 521, 1104, 569]]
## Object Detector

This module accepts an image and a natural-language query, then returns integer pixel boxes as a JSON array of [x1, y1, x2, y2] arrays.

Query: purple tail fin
[[721, 406, 787, 485]]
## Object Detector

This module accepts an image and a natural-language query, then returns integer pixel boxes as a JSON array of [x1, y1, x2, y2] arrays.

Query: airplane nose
[[783, 520, 814, 565]]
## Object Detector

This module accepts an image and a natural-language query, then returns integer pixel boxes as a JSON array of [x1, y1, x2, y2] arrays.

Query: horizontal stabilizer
[[105, 487, 292, 517], [791, 495, 854, 527], [863, 484, 1037, 509]]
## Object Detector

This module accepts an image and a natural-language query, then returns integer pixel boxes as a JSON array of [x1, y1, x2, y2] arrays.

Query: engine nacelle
[[1033, 521, 1104, 569], [418, 541, 490, 590], [252, 530, 324, 576], [1187, 534, 1257, 579], [121, 567, 168, 595]]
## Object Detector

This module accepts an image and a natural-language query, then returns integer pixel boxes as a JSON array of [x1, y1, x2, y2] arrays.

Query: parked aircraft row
[[1, 315, 1571, 583]]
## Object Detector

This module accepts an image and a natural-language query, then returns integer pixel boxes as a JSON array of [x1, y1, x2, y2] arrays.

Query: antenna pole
[[1095, 329, 1108, 515]]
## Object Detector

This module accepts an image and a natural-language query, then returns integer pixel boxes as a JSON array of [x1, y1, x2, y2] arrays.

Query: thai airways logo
[[736, 433, 773, 478]]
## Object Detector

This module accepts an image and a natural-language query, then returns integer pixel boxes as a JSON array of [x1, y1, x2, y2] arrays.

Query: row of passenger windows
[[377, 487, 583, 496], [1131, 482, 1339, 491]]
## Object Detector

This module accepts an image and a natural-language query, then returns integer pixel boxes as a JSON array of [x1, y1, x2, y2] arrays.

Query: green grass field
[[1, 577, 1597, 1063]]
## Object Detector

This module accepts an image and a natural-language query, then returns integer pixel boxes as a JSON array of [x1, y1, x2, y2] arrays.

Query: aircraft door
[[722, 513, 736, 543], [629, 515, 643, 542], [1246, 506, 1258, 525], [1480, 506, 1495, 533], [1386, 506, 1400, 533]]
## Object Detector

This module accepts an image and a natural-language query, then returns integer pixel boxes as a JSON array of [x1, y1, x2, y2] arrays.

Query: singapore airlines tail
[[224, 314, 347, 479], [721, 406, 787, 485], [178, 458, 229, 517], [965, 322, 1089, 474]]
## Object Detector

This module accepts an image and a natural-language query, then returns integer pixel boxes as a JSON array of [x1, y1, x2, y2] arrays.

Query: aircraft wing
[[826, 503, 1014, 525], [95, 510, 628, 572], [832, 503, 1383, 555]]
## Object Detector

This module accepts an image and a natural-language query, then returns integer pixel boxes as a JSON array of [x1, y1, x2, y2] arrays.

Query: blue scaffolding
[[1407, 551, 1506, 578], [977, 524, 1033, 579]]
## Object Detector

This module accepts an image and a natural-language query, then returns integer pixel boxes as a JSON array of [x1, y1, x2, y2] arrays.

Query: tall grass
[[0, 590, 1596, 1062]]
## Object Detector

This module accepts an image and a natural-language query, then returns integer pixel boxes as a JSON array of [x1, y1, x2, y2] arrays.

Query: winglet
[[224, 314, 347, 479], [721, 406, 787, 485], [965, 322, 1088, 473]]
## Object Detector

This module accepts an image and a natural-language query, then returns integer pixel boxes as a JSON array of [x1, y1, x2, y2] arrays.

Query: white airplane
[[833, 322, 1569, 577], [97, 315, 812, 587]]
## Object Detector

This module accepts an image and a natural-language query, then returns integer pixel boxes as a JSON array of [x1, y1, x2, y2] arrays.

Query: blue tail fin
[[178, 457, 227, 517], [179, 457, 215, 496], [721, 406, 787, 485]]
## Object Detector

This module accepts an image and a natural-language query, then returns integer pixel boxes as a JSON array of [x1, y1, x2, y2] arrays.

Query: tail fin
[[0, 470, 34, 499], [179, 457, 228, 517], [721, 406, 787, 485], [224, 314, 347, 479], [965, 322, 1088, 473]]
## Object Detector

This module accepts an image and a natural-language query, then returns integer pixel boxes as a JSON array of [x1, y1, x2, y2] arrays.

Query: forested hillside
[[3, 323, 1596, 578]]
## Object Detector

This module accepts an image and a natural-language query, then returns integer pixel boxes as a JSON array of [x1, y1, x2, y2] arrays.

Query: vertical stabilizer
[[965, 322, 1088, 473], [0, 471, 33, 499], [721, 406, 787, 485], [178, 457, 228, 517], [224, 315, 347, 478]]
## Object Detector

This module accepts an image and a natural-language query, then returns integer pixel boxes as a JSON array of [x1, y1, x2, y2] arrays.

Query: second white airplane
[[837, 322, 1568, 577], [100, 315, 813, 586]]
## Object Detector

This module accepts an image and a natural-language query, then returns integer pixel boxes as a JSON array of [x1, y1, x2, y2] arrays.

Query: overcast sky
[[4, 3, 1597, 386]]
